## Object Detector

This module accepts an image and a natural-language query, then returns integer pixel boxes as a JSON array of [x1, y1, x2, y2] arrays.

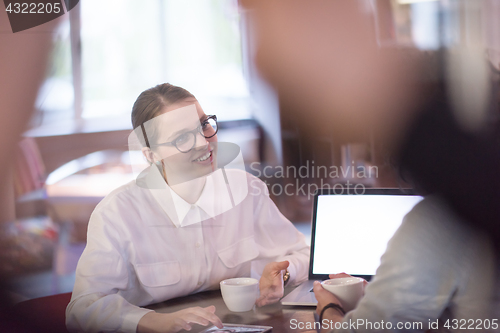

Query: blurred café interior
[[0, 0, 499, 303]]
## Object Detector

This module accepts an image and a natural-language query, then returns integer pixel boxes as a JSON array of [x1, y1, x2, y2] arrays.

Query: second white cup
[[220, 277, 259, 312], [321, 277, 364, 312]]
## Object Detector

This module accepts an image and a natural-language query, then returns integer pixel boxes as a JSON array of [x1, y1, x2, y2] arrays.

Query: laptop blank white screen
[[312, 194, 423, 276]]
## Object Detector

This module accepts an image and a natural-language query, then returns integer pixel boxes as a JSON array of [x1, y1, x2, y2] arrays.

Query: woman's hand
[[313, 281, 343, 317], [313, 273, 369, 328], [313, 281, 345, 332], [256, 260, 289, 307], [137, 306, 223, 333]]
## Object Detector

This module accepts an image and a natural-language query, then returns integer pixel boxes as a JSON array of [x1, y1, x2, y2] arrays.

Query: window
[[33, 0, 251, 132], [33, 17, 73, 128]]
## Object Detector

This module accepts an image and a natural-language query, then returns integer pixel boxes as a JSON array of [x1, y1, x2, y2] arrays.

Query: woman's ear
[[141, 147, 156, 164]]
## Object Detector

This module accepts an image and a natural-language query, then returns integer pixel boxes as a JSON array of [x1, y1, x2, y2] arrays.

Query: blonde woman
[[66, 83, 310, 333]]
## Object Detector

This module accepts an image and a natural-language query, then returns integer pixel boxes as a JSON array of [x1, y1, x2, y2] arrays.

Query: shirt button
[[195, 242, 201, 248], [190, 205, 196, 210], [198, 281, 203, 286]]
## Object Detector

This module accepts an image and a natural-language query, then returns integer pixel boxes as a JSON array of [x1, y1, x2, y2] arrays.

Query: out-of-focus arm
[[329, 197, 493, 332], [65, 208, 152, 333]]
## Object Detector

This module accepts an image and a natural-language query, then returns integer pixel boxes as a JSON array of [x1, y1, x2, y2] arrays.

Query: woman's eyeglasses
[[151, 115, 218, 153]]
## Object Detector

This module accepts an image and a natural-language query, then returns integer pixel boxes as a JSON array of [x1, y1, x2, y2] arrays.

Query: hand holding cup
[[320, 276, 365, 312]]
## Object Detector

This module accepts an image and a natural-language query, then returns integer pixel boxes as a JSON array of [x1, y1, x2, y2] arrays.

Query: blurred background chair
[[12, 292, 71, 333]]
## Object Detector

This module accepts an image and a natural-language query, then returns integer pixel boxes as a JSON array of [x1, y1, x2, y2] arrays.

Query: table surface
[[146, 289, 319, 333]]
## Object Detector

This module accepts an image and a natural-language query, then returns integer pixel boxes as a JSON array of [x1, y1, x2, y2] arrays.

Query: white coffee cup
[[220, 277, 259, 312], [321, 277, 364, 312]]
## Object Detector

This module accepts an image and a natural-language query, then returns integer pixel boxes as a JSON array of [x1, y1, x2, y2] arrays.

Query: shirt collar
[[138, 165, 180, 227], [139, 165, 225, 228]]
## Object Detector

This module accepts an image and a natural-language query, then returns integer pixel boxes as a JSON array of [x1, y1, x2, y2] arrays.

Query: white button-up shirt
[[66, 168, 310, 332]]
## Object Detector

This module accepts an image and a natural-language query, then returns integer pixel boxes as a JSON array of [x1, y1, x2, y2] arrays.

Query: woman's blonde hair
[[131, 83, 195, 147]]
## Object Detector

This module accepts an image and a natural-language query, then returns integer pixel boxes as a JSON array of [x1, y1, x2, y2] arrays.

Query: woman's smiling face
[[147, 98, 218, 185]]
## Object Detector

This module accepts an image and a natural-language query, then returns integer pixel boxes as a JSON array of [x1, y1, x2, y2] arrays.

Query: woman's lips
[[192, 150, 213, 165]]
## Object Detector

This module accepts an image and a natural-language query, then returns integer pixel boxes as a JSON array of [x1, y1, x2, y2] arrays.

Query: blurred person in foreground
[[242, 0, 500, 331], [0, 2, 61, 332]]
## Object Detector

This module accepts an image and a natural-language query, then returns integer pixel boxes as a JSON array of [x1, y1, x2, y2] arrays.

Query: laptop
[[281, 188, 423, 306]]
